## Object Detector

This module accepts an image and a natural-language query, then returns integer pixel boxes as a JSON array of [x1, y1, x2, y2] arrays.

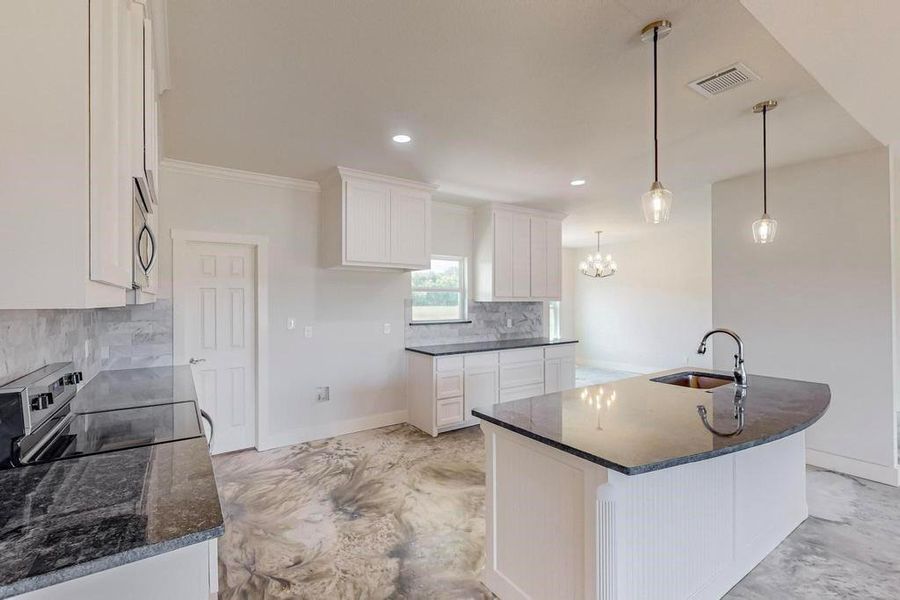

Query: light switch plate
[[506, 318, 513, 328], [316, 386, 330, 402], [287, 318, 296, 330], [304, 326, 313, 338], [383, 323, 391, 334]]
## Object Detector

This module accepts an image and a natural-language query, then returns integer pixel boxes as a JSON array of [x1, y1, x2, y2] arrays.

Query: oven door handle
[[200, 409, 214, 449], [137, 224, 158, 276]]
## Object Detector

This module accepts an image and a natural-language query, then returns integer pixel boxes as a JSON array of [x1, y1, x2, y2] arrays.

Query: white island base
[[480, 422, 807, 600]]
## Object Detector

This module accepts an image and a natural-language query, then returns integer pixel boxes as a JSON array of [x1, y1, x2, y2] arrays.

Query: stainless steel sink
[[650, 371, 734, 390]]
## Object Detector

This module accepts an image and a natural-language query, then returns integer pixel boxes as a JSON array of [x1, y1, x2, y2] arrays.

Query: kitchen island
[[471, 368, 830, 600]]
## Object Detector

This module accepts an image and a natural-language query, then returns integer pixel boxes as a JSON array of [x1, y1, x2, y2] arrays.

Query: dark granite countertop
[[472, 368, 830, 475], [405, 337, 578, 356], [0, 366, 224, 598]]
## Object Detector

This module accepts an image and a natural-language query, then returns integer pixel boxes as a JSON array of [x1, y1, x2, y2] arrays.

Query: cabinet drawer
[[465, 352, 499, 369], [435, 371, 464, 399], [499, 383, 545, 403], [499, 361, 544, 389], [436, 355, 464, 372], [544, 344, 576, 360], [499, 347, 544, 364], [436, 397, 464, 427]]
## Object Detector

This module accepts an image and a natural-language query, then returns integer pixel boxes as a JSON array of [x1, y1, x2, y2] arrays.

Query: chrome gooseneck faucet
[[696, 329, 747, 388]]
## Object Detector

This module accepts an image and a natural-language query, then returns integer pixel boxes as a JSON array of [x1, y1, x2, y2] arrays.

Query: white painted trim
[[576, 358, 665, 375], [481, 201, 568, 221], [161, 158, 321, 193], [335, 166, 439, 191], [171, 228, 271, 452], [432, 200, 475, 215], [806, 448, 900, 486], [260, 410, 409, 451]]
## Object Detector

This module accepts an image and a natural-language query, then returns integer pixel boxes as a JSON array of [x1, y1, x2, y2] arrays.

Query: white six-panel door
[[182, 241, 257, 453]]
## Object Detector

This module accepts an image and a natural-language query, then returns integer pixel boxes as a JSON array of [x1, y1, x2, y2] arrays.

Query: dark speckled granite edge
[[406, 338, 578, 356], [0, 524, 224, 599], [472, 395, 830, 475]]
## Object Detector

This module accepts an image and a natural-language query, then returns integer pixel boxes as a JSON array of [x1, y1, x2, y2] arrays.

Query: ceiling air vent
[[688, 62, 759, 98]]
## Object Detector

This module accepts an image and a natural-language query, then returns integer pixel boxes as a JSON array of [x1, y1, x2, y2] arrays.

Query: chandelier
[[579, 231, 617, 279]]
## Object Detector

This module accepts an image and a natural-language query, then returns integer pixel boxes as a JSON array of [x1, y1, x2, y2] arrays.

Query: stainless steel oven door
[[133, 181, 157, 290]]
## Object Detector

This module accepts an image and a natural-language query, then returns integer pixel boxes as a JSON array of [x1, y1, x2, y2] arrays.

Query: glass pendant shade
[[752, 214, 777, 244], [642, 181, 672, 224]]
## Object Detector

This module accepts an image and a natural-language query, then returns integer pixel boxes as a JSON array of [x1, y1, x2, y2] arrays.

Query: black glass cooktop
[[28, 401, 204, 464]]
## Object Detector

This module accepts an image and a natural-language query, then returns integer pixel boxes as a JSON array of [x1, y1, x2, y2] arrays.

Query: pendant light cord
[[653, 27, 659, 182], [762, 106, 767, 214]]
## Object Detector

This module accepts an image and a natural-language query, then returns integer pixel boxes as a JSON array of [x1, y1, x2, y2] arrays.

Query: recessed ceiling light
[[570, 179, 586, 187], [392, 134, 412, 143]]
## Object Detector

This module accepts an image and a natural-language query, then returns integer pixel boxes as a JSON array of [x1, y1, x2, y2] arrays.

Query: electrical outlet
[[316, 386, 330, 402], [287, 318, 296, 330], [304, 326, 313, 338], [383, 323, 391, 334], [83, 339, 91, 357], [506, 318, 513, 328]]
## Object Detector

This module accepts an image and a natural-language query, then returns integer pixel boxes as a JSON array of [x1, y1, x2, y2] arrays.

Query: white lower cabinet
[[16, 539, 217, 600], [406, 343, 577, 436], [544, 344, 577, 393]]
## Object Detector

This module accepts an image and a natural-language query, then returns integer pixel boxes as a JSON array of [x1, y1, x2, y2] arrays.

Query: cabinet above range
[[320, 167, 437, 271], [0, 0, 164, 309], [473, 204, 565, 302]]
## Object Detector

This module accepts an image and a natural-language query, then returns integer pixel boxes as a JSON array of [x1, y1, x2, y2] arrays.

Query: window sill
[[408, 320, 472, 326]]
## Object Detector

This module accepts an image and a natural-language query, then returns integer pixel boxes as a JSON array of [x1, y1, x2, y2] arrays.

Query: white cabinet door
[[559, 357, 576, 392], [493, 211, 514, 298], [465, 367, 498, 418], [546, 218, 562, 300], [530, 217, 548, 298], [544, 358, 560, 394], [345, 178, 391, 264], [143, 17, 159, 203], [512, 214, 531, 298], [89, 0, 132, 289], [390, 187, 430, 267]]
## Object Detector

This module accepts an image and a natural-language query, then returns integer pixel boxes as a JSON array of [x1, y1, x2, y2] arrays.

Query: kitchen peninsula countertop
[[0, 366, 223, 599], [472, 368, 830, 475], [405, 337, 578, 356]]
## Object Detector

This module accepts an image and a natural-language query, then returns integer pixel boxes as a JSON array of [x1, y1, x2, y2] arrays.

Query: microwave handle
[[137, 224, 157, 275]]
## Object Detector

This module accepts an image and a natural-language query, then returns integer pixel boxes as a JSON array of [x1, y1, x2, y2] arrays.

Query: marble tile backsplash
[[404, 300, 543, 347], [0, 299, 173, 385]]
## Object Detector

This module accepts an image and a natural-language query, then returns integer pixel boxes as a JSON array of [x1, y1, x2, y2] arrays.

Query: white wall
[[712, 147, 898, 485], [431, 201, 474, 257], [159, 162, 410, 448], [565, 187, 713, 373]]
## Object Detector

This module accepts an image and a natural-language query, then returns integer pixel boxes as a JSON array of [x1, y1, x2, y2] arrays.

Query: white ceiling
[[741, 0, 900, 146], [162, 0, 879, 247]]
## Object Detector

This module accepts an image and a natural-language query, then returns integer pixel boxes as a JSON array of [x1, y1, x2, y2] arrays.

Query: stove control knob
[[30, 397, 41, 411]]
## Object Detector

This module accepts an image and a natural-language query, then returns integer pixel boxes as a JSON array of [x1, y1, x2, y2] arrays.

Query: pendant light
[[640, 20, 673, 224], [752, 100, 778, 244], [579, 231, 617, 278]]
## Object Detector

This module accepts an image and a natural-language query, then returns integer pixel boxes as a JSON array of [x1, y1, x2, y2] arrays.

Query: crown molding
[[432, 200, 475, 215], [160, 158, 321, 193], [333, 166, 439, 191]]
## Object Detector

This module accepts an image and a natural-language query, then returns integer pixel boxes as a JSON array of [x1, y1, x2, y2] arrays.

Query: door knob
[[189, 358, 207, 365]]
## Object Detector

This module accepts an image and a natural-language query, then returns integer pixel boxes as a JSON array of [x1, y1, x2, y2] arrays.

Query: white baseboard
[[258, 409, 408, 451], [806, 448, 900, 486]]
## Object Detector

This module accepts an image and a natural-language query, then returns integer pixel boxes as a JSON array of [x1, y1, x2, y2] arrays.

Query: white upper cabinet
[[474, 205, 565, 302], [0, 0, 162, 309], [321, 167, 435, 270]]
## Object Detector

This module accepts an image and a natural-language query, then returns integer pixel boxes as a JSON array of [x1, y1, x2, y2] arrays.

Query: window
[[411, 257, 467, 323], [548, 300, 561, 339]]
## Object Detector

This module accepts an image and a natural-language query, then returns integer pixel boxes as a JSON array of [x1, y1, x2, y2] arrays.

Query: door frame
[[171, 229, 270, 451]]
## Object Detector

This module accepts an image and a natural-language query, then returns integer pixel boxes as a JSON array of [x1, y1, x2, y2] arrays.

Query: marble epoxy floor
[[213, 425, 900, 599]]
